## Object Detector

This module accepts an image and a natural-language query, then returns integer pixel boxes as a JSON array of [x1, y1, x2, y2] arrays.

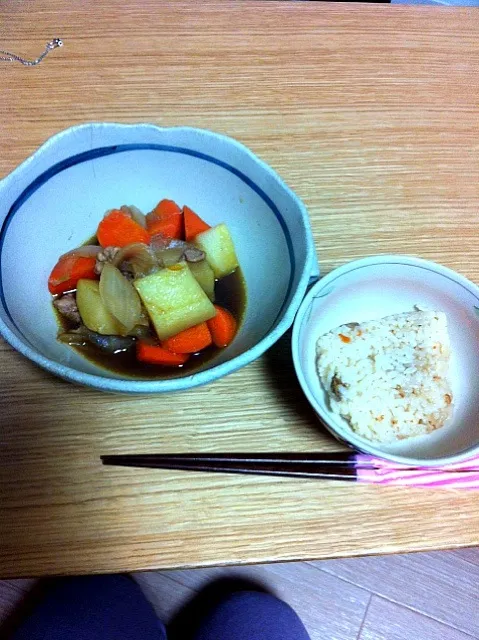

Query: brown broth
[[54, 268, 247, 379]]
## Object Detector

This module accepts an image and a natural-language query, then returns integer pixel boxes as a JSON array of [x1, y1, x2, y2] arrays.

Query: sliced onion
[[58, 326, 135, 353], [99, 263, 142, 332], [155, 247, 185, 267], [150, 236, 205, 266], [57, 330, 88, 347], [85, 331, 135, 354], [129, 205, 147, 228], [112, 242, 153, 266], [137, 307, 151, 327], [112, 242, 158, 278], [150, 237, 187, 266], [60, 245, 102, 260], [146, 210, 158, 227], [120, 204, 147, 228], [127, 324, 153, 339]]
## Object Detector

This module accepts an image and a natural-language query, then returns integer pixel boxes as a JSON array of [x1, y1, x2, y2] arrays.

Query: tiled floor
[[1, 549, 478, 639]]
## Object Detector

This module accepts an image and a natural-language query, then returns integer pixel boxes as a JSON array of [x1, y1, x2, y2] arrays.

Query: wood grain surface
[[1, 1, 478, 578]]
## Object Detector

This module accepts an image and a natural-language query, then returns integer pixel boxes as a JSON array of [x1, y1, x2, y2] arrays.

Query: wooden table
[[1, 1, 478, 579]]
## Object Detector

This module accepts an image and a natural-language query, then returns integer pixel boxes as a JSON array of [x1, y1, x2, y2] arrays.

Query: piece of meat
[[53, 293, 81, 324], [118, 264, 135, 281], [165, 240, 205, 262], [150, 234, 173, 252], [183, 246, 205, 263], [150, 234, 205, 263], [94, 246, 120, 274]]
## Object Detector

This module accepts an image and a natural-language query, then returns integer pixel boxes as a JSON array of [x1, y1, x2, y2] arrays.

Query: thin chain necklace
[[0, 38, 63, 66]]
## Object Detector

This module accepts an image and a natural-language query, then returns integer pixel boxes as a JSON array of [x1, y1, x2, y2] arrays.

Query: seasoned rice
[[316, 310, 453, 443]]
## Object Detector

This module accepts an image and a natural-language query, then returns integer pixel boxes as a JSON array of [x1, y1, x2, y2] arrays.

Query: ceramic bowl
[[0, 123, 318, 393], [292, 255, 479, 466]]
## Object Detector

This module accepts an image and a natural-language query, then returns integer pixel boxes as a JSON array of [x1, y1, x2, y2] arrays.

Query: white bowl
[[292, 255, 479, 466], [0, 123, 318, 393]]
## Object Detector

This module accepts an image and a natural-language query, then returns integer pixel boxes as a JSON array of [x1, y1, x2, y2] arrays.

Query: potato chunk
[[195, 224, 239, 279], [188, 260, 215, 301], [134, 262, 216, 340]]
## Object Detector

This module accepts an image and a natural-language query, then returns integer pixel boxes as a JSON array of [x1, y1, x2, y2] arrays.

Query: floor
[[1, 548, 478, 639]]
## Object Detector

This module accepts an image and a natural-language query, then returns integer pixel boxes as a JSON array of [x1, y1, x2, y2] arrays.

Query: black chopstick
[[100, 452, 361, 481]]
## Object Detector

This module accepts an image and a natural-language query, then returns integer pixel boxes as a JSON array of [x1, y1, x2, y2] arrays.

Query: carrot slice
[[147, 215, 183, 239], [149, 199, 182, 221], [207, 305, 237, 347], [48, 255, 97, 295], [136, 342, 189, 366], [97, 209, 150, 248], [183, 205, 211, 242], [146, 199, 183, 239], [161, 322, 212, 354]]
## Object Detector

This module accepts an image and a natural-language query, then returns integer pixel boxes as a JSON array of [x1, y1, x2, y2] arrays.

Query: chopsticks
[[100, 452, 479, 488]]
